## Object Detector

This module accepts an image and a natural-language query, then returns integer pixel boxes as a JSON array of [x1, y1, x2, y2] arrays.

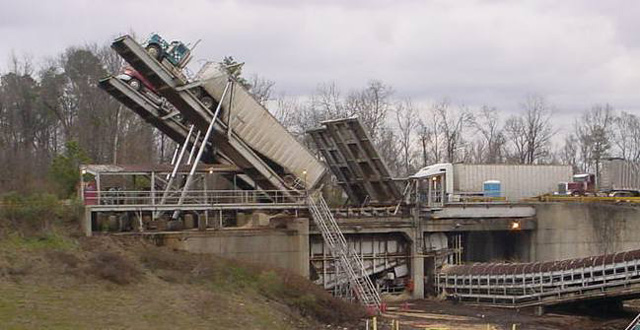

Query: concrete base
[[162, 218, 310, 277]]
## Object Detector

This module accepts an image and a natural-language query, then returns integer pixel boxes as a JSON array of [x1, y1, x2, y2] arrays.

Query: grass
[[0, 231, 77, 251], [0, 227, 364, 329]]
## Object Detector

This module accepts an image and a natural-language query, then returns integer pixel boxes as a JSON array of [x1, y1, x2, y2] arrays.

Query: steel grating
[[308, 117, 402, 206]]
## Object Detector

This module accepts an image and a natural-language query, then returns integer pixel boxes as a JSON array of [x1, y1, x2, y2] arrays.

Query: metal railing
[[84, 189, 305, 207], [307, 191, 382, 310], [529, 195, 640, 204]]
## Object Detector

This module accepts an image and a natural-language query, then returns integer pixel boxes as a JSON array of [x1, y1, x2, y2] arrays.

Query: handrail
[[84, 189, 306, 206]]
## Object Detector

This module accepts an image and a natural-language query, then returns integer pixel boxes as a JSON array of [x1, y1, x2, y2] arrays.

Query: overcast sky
[[2, 0, 640, 118]]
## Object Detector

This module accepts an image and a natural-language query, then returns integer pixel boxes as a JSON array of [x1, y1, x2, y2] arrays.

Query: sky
[[2, 0, 640, 120]]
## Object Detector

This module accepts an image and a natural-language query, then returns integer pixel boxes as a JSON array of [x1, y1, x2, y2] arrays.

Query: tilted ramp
[[437, 249, 640, 308], [98, 76, 255, 189], [308, 117, 401, 206], [110, 35, 326, 192], [98, 77, 208, 158]]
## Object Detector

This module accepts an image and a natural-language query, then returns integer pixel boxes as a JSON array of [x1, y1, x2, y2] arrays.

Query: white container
[[453, 164, 572, 201], [600, 158, 640, 191]]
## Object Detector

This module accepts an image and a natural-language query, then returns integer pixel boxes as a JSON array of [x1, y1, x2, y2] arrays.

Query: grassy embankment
[[0, 194, 363, 329]]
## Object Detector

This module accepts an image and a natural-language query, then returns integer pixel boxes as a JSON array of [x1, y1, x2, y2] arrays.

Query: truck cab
[[556, 173, 596, 196], [144, 33, 192, 68]]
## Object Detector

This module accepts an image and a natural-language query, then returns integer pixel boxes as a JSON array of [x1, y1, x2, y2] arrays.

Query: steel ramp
[[98, 76, 255, 190], [111, 35, 295, 195], [308, 117, 401, 206]]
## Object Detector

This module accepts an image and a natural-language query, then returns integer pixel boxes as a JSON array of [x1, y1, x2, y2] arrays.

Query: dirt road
[[374, 299, 635, 330]]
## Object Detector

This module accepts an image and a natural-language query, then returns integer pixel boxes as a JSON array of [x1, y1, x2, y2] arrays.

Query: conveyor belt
[[437, 249, 640, 307]]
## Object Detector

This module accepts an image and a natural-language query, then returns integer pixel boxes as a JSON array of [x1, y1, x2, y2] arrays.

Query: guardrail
[[524, 196, 640, 204], [83, 189, 306, 207]]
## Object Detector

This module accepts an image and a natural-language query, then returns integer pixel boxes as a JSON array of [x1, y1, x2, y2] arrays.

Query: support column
[[84, 208, 92, 237], [288, 217, 310, 278], [411, 180, 425, 299], [411, 228, 425, 298]]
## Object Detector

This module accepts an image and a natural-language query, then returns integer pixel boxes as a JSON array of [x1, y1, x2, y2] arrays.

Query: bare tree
[[345, 80, 393, 141], [574, 104, 614, 180], [310, 82, 347, 120], [394, 99, 418, 175], [433, 100, 473, 163], [375, 125, 401, 176], [271, 94, 304, 137], [249, 74, 275, 105], [504, 116, 528, 163], [416, 119, 432, 167], [613, 111, 640, 162], [505, 95, 554, 164], [559, 134, 579, 172], [473, 106, 505, 163]]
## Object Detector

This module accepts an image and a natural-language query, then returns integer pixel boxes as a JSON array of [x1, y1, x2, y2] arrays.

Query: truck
[[556, 173, 596, 196], [600, 158, 640, 197], [411, 163, 573, 205], [109, 34, 327, 190], [144, 33, 192, 69]]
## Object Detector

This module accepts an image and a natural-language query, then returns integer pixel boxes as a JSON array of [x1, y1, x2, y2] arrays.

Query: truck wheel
[[146, 44, 162, 60], [200, 96, 214, 109], [128, 78, 141, 91]]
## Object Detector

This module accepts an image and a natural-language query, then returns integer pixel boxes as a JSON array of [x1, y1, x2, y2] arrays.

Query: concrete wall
[[533, 203, 640, 261], [162, 218, 309, 277]]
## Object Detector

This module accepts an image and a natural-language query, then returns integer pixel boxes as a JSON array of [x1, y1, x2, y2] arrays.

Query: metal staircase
[[306, 191, 382, 310]]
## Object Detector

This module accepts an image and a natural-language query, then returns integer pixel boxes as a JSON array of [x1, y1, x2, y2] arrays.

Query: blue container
[[483, 180, 501, 197]]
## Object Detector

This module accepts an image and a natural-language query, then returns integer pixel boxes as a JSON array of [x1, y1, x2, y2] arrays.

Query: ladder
[[306, 191, 382, 310]]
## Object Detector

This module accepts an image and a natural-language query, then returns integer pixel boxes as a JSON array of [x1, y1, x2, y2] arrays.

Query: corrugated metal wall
[[601, 159, 640, 191], [453, 164, 572, 201]]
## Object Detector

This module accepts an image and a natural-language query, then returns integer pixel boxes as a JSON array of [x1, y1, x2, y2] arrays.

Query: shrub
[[49, 141, 90, 198], [87, 251, 142, 285], [0, 192, 62, 231]]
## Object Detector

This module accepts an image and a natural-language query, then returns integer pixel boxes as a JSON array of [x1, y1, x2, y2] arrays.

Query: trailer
[[195, 62, 326, 189], [600, 158, 640, 196], [412, 163, 573, 206]]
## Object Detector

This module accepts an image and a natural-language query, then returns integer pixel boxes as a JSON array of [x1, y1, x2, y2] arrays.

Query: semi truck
[[411, 163, 572, 206], [556, 173, 596, 196], [108, 34, 326, 190], [553, 158, 640, 197]]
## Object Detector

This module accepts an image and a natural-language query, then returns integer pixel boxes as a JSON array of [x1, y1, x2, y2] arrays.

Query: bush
[[1, 192, 62, 231], [49, 141, 90, 198], [87, 251, 142, 285]]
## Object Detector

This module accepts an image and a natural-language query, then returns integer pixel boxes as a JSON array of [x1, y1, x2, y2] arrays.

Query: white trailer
[[600, 158, 640, 195], [412, 163, 573, 206], [195, 63, 326, 189]]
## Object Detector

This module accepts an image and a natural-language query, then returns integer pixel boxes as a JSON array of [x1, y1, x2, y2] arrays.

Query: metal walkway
[[307, 191, 382, 310], [437, 249, 640, 308]]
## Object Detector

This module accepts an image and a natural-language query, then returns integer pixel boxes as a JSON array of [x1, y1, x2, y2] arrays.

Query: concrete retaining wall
[[162, 218, 309, 277], [533, 203, 640, 261]]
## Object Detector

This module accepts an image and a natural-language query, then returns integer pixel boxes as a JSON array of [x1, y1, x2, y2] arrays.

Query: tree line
[[1, 42, 639, 196], [267, 81, 640, 179], [0, 46, 159, 194]]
